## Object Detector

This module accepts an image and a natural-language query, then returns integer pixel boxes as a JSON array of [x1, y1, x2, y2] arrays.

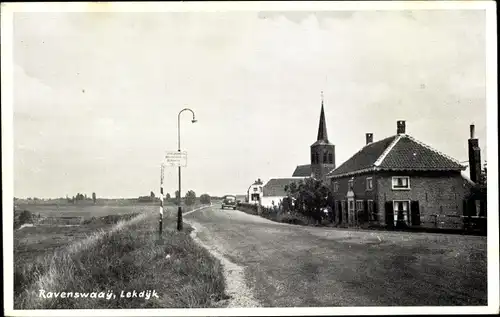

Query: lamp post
[[177, 108, 197, 231]]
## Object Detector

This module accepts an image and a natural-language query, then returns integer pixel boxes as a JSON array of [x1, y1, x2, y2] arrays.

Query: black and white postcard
[[2, 1, 498, 316]]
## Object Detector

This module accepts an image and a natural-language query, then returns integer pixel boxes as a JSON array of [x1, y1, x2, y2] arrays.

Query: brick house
[[327, 120, 477, 230]]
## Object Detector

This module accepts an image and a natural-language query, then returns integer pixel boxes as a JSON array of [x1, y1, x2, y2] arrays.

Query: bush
[[19, 210, 33, 224], [14, 209, 34, 229], [185, 190, 196, 206], [200, 194, 211, 204]]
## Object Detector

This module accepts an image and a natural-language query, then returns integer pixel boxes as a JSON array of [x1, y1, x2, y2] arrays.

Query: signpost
[[164, 151, 187, 167], [158, 150, 189, 237]]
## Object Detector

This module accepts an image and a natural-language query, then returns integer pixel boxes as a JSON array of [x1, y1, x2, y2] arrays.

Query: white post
[[159, 163, 165, 238]]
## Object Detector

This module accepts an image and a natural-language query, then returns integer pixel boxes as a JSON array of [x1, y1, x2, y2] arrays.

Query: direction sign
[[164, 151, 187, 167]]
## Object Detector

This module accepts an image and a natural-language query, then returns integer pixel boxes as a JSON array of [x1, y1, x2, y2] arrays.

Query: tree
[[150, 191, 155, 199], [92, 192, 97, 204], [166, 193, 171, 200], [185, 190, 197, 206], [200, 194, 211, 204], [284, 178, 332, 224]]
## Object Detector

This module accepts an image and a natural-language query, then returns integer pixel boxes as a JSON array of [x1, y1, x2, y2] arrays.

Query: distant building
[[246, 179, 264, 204], [249, 95, 336, 208], [327, 120, 478, 230], [261, 177, 306, 208]]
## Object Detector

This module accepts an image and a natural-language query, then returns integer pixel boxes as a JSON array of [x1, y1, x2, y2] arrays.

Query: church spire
[[316, 91, 328, 142]]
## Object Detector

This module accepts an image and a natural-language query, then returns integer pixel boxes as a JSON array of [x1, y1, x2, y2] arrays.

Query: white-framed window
[[355, 200, 364, 211], [348, 179, 354, 190], [392, 176, 410, 190], [333, 182, 339, 192], [253, 187, 258, 192], [366, 177, 373, 191], [393, 200, 410, 226]]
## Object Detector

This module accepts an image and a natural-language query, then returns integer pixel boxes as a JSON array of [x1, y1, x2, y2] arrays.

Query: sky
[[12, 9, 488, 199]]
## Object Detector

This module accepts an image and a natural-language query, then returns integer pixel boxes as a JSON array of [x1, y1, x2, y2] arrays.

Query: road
[[185, 206, 487, 307]]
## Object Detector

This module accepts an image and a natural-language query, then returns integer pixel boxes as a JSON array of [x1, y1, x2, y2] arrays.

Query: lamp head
[[191, 119, 197, 123]]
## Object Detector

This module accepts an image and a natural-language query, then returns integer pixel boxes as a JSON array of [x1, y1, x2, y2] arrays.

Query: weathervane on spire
[[321, 90, 324, 105]]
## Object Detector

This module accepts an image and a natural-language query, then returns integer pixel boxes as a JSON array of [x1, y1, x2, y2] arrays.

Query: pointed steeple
[[316, 91, 328, 142]]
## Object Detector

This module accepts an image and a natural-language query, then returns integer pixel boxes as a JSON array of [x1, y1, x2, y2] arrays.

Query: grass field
[[14, 203, 157, 219], [13, 203, 226, 309]]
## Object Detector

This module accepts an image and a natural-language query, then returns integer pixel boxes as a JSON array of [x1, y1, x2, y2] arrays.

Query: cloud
[[12, 10, 487, 198]]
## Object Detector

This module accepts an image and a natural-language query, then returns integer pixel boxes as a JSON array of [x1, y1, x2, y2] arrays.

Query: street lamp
[[177, 108, 197, 231]]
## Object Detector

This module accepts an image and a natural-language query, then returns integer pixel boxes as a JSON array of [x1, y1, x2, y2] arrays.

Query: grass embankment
[[14, 209, 226, 309]]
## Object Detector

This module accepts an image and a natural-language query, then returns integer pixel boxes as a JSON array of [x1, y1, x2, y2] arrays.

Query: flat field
[[13, 203, 225, 309], [14, 203, 157, 219]]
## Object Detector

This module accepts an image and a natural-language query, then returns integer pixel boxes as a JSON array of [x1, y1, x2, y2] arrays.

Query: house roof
[[263, 178, 305, 197], [292, 164, 312, 177], [247, 179, 264, 193], [328, 134, 466, 178], [252, 179, 264, 185]]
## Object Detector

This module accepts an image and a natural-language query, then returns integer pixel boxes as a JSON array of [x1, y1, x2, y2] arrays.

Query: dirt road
[[185, 206, 487, 307]]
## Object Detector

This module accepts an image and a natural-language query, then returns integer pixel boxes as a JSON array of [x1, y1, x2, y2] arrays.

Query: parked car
[[222, 195, 237, 210]]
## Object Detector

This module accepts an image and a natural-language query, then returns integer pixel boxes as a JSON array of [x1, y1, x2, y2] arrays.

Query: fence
[[237, 200, 487, 236]]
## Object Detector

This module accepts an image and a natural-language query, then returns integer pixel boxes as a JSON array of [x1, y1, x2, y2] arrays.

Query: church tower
[[310, 92, 336, 182]]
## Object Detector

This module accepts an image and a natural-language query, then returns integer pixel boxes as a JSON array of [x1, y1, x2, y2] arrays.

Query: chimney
[[366, 133, 373, 145], [397, 120, 406, 134], [468, 124, 482, 183]]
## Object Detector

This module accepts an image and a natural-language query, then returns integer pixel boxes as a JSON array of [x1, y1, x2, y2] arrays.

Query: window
[[392, 176, 410, 190], [311, 152, 315, 164], [333, 182, 339, 192], [322, 152, 327, 163], [393, 200, 410, 227], [253, 187, 258, 192], [366, 177, 373, 191], [348, 179, 354, 190], [356, 200, 364, 211], [349, 200, 354, 210], [328, 153, 333, 164]]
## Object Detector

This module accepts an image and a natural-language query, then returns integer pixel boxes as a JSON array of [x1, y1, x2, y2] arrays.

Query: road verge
[[185, 207, 261, 308], [14, 210, 226, 309]]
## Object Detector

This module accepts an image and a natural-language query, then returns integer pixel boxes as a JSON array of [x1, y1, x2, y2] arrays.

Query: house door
[[348, 198, 355, 226], [393, 201, 410, 228]]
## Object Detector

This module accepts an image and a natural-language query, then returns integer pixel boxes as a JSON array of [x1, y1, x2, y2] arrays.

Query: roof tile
[[329, 136, 397, 176], [292, 164, 312, 177], [329, 135, 465, 177], [263, 178, 305, 197]]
